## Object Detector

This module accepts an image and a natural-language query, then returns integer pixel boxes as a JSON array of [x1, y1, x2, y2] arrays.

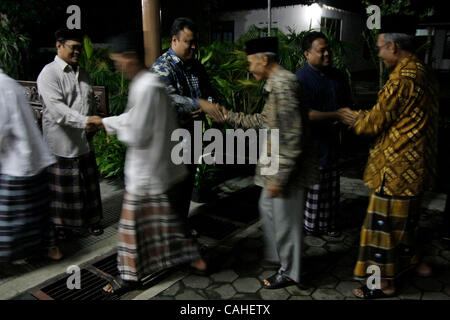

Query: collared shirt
[[354, 55, 439, 196], [151, 48, 212, 128], [226, 66, 319, 191], [37, 55, 96, 158], [295, 64, 352, 167], [102, 70, 188, 196], [0, 69, 55, 176]]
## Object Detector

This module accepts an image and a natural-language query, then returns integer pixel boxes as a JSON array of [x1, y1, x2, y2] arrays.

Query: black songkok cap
[[245, 37, 278, 55], [108, 31, 143, 53], [379, 14, 418, 36], [55, 28, 84, 42]]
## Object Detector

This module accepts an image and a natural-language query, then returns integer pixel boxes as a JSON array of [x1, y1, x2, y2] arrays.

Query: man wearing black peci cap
[[37, 28, 104, 240], [349, 14, 439, 299], [214, 37, 319, 289]]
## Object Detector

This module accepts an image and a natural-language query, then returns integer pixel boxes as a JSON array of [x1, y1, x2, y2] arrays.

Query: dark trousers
[[171, 164, 197, 222]]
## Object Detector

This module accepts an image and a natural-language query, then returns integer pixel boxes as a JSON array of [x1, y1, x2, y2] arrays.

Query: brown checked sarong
[[47, 152, 103, 229], [354, 192, 421, 279], [117, 189, 201, 281]]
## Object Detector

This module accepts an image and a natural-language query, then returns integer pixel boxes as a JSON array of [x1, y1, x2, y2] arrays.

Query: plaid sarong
[[47, 152, 103, 229], [0, 171, 56, 263], [117, 189, 201, 281], [353, 192, 421, 279], [304, 165, 340, 233]]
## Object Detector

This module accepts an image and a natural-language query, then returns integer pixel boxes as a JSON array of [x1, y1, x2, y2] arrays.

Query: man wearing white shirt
[[94, 32, 207, 294], [0, 69, 62, 263], [37, 28, 103, 239]]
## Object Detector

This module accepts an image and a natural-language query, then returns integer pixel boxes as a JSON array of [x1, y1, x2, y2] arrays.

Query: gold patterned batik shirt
[[354, 55, 439, 197]]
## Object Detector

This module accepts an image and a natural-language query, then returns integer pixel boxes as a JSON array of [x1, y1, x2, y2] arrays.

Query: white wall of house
[[219, 4, 369, 72]]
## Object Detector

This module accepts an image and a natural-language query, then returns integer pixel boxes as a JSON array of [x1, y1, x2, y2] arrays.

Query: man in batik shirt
[[351, 15, 439, 299]]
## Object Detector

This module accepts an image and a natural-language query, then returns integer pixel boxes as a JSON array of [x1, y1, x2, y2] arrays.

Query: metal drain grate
[[28, 253, 172, 300], [92, 253, 120, 277], [32, 268, 119, 300]]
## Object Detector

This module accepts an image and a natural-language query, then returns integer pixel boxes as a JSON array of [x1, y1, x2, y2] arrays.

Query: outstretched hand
[[199, 99, 227, 123], [336, 107, 357, 126]]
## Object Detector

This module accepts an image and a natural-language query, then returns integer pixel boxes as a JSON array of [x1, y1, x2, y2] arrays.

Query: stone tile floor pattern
[[151, 194, 450, 300]]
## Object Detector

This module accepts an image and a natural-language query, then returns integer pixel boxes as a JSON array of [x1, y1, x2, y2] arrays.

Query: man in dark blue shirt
[[151, 17, 223, 231], [295, 31, 354, 237]]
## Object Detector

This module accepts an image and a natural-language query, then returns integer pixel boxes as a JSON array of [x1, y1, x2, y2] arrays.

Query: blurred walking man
[[0, 68, 62, 264], [213, 37, 319, 289], [95, 32, 207, 294]]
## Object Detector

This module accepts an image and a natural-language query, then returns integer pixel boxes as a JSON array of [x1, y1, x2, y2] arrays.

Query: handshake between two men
[[85, 98, 230, 134], [197, 99, 361, 127]]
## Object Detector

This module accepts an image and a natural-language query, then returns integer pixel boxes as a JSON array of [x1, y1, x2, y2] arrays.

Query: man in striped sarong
[[295, 32, 355, 237], [92, 32, 207, 294], [0, 68, 62, 264], [37, 28, 104, 239], [350, 15, 439, 299]]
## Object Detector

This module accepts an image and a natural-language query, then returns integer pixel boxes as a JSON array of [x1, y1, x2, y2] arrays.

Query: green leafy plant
[[93, 131, 126, 178], [0, 13, 30, 79], [79, 36, 129, 178], [79, 36, 130, 116]]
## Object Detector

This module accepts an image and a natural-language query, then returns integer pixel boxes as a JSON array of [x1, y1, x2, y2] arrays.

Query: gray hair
[[256, 52, 278, 63], [383, 33, 415, 52]]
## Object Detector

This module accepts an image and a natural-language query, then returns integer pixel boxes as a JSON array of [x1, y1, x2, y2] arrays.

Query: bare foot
[[190, 258, 207, 271], [103, 284, 114, 293], [416, 262, 433, 277], [47, 246, 63, 261]]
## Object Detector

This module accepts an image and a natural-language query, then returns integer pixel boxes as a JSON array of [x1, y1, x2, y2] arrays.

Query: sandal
[[353, 285, 396, 299], [89, 224, 104, 236], [102, 276, 141, 295], [327, 231, 342, 238], [263, 272, 298, 290]]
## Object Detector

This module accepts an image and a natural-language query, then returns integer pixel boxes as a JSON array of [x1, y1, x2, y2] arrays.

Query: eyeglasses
[[63, 44, 83, 52], [376, 42, 390, 52]]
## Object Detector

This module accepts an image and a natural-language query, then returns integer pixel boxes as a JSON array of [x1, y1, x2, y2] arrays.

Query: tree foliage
[[0, 13, 30, 79]]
